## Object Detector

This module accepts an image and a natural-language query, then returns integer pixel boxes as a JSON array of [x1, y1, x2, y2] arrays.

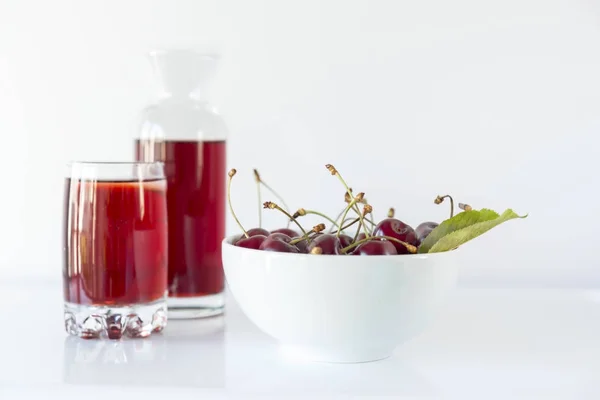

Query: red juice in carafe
[[135, 140, 226, 298], [63, 179, 168, 306]]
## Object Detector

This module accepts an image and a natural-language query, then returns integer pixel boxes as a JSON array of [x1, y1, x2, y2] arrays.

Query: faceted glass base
[[64, 299, 167, 339], [167, 292, 225, 319]]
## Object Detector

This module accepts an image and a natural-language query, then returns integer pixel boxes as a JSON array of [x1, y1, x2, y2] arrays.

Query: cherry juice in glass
[[63, 162, 168, 339]]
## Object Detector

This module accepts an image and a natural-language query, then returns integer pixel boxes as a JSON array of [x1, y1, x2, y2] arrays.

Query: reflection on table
[[63, 316, 226, 387]]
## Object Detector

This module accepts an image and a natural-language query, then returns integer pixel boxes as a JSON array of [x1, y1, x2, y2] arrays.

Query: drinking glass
[[63, 162, 168, 339]]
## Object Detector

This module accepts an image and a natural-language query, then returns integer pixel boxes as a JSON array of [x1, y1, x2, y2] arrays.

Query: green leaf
[[418, 208, 500, 253], [426, 209, 527, 253]]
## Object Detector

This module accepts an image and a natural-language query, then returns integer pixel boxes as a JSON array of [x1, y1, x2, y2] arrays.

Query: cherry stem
[[340, 235, 417, 254], [295, 210, 340, 229], [289, 224, 325, 245], [353, 220, 363, 243], [329, 211, 375, 234], [326, 164, 365, 225], [330, 207, 347, 232], [340, 217, 357, 226], [258, 176, 291, 229], [332, 218, 360, 234], [264, 201, 307, 237], [253, 169, 262, 228], [350, 203, 364, 224], [227, 169, 249, 238], [361, 205, 373, 237], [367, 217, 375, 234], [436, 195, 455, 218], [289, 236, 308, 246], [354, 197, 368, 238], [353, 205, 371, 242], [459, 203, 472, 211], [360, 204, 374, 235], [337, 198, 360, 238], [344, 191, 365, 219]]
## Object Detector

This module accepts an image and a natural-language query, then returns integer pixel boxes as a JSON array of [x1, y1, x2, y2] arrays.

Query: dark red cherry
[[247, 228, 270, 237], [338, 234, 353, 249], [259, 233, 300, 253], [235, 228, 270, 246], [307, 234, 344, 255], [235, 234, 267, 250], [415, 222, 438, 243], [354, 240, 398, 255], [355, 233, 367, 242], [271, 228, 300, 237], [291, 237, 309, 253], [373, 218, 418, 254]]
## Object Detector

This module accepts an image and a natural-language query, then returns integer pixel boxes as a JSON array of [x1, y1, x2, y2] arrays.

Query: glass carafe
[[135, 49, 227, 319]]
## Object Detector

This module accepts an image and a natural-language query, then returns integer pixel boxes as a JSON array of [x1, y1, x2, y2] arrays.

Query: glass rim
[[67, 161, 164, 167]]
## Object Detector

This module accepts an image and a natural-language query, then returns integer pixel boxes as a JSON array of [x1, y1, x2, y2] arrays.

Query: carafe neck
[[149, 49, 219, 100]]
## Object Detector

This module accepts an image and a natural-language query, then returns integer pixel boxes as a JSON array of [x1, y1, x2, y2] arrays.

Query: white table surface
[[1, 277, 599, 399]]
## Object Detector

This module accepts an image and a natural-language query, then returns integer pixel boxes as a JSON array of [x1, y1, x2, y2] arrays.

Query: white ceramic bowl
[[222, 235, 458, 363]]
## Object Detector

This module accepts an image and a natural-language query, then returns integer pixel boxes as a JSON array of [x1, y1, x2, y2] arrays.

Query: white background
[[0, 0, 599, 283]]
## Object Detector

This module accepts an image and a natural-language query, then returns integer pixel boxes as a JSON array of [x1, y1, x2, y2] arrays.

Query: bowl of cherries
[[222, 164, 527, 363]]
